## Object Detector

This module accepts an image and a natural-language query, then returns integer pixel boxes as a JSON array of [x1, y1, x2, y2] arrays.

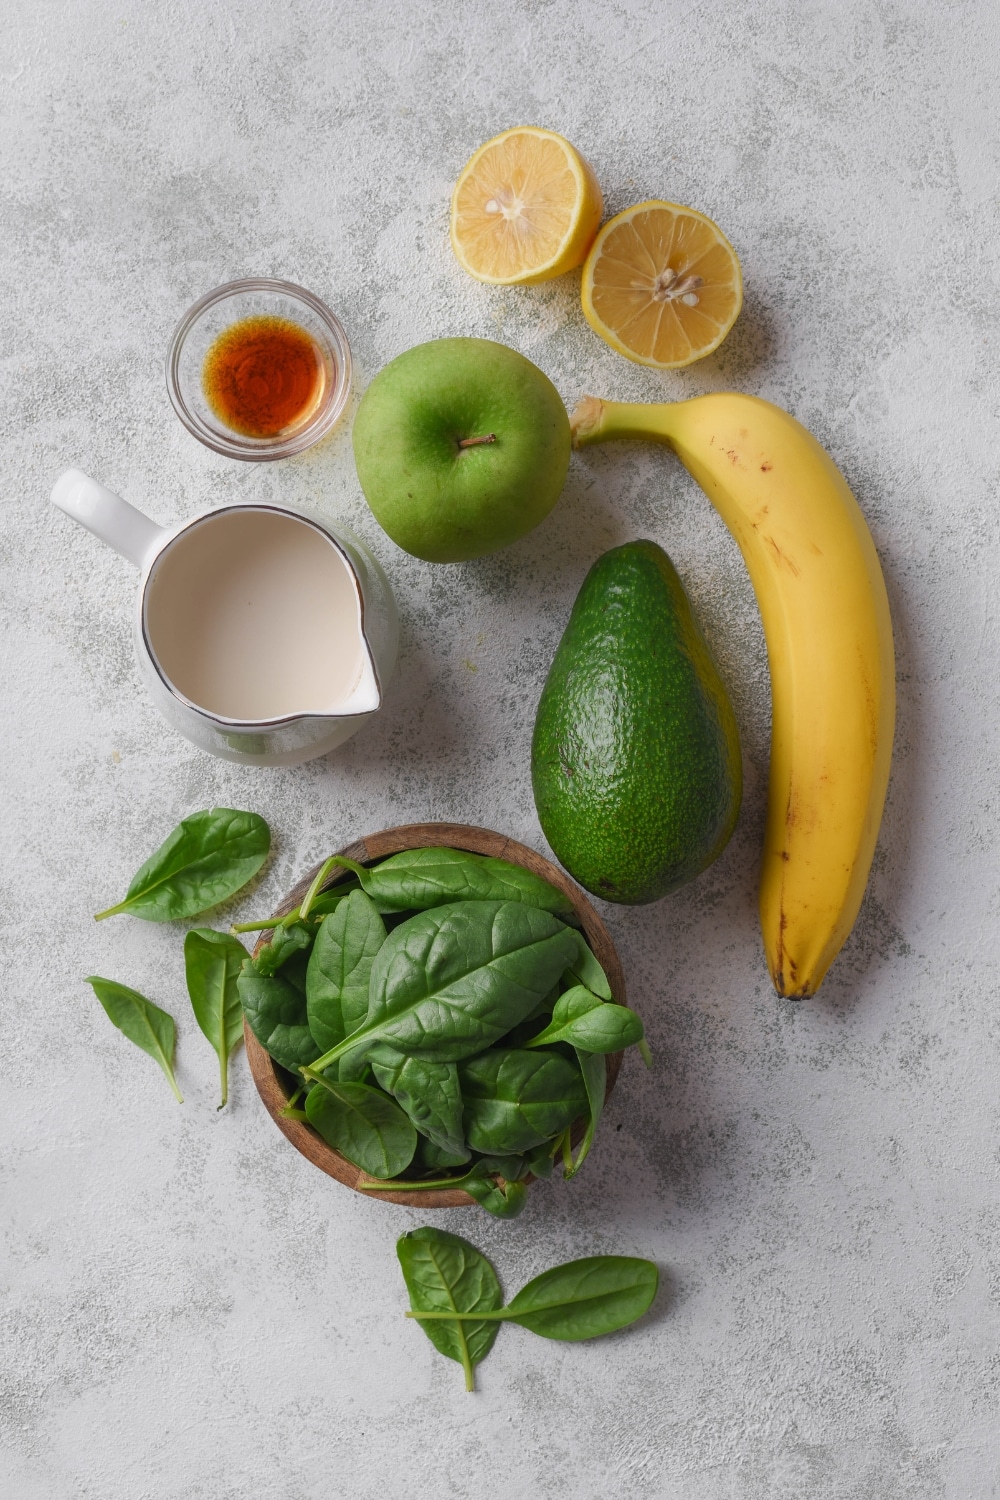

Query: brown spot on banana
[[763, 535, 801, 576]]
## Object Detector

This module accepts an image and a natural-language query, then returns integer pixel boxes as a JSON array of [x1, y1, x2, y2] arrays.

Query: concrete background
[[2, 0, 999, 1494]]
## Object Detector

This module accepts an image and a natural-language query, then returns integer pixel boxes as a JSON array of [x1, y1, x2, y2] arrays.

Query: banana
[[571, 394, 894, 998]]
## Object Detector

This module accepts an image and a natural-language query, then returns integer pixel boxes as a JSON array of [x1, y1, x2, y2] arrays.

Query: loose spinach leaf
[[306, 890, 386, 1054], [401, 1245, 657, 1343], [397, 1227, 504, 1391], [184, 928, 246, 1107], [306, 901, 580, 1074], [565, 1049, 606, 1179], [459, 1048, 588, 1155], [525, 988, 644, 1054], [238, 961, 321, 1071], [317, 847, 575, 917], [411, 1260, 658, 1339], [94, 808, 270, 923], [86, 976, 183, 1101], [463, 1175, 528, 1218], [368, 1046, 469, 1163], [501, 1256, 658, 1340], [565, 932, 613, 1000], [305, 1076, 416, 1179], [252, 921, 315, 978]]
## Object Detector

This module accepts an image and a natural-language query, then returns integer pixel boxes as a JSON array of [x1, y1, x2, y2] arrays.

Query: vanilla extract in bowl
[[165, 279, 353, 460], [202, 315, 327, 438]]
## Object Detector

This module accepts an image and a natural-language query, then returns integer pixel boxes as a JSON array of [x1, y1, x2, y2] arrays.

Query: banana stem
[[570, 396, 679, 449]]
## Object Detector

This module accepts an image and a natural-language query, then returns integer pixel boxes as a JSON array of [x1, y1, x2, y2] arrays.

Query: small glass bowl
[[165, 279, 352, 461]]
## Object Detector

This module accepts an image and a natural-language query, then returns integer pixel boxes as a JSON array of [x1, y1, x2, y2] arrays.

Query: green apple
[[352, 337, 571, 562]]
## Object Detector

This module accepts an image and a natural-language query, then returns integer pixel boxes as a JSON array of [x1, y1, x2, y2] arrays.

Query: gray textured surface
[[2, 0, 999, 1494]]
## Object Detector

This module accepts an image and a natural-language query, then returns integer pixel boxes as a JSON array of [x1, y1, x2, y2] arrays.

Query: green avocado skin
[[531, 540, 742, 904]]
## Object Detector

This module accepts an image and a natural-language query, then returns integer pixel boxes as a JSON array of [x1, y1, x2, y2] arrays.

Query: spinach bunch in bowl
[[236, 847, 648, 1216]]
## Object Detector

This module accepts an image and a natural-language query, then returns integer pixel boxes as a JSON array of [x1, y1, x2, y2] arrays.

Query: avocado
[[531, 540, 742, 904]]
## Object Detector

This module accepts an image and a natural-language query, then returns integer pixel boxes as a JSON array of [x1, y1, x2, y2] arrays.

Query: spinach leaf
[[252, 921, 315, 977], [306, 901, 580, 1074], [524, 988, 645, 1054], [368, 1046, 469, 1163], [86, 976, 182, 1101], [94, 809, 270, 923], [566, 932, 613, 999], [474, 1153, 529, 1181], [314, 847, 575, 917], [498, 984, 559, 1048], [415, 1136, 472, 1173], [308, 886, 361, 914], [230, 883, 360, 934], [525, 984, 600, 1035], [183, 928, 246, 1107], [500, 1256, 658, 1340], [557, 1004, 644, 1054], [397, 1227, 504, 1392], [565, 1049, 606, 1179], [464, 1175, 527, 1218], [305, 1076, 416, 1178], [306, 890, 386, 1054], [398, 1237, 658, 1384], [401, 1243, 657, 1343], [295, 857, 399, 921], [357, 1153, 527, 1197], [238, 962, 321, 1071], [524, 1140, 555, 1179], [459, 1048, 587, 1154], [336, 1050, 375, 1084], [361, 1152, 530, 1200]]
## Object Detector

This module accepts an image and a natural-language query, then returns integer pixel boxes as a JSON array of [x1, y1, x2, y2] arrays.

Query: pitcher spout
[[331, 634, 382, 717]]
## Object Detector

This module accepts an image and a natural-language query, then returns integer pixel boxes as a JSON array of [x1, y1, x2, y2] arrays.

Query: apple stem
[[457, 433, 497, 448]]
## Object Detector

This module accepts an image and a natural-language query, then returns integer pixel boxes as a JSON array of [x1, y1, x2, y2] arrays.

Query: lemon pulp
[[451, 127, 603, 286], [582, 200, 742, 368]]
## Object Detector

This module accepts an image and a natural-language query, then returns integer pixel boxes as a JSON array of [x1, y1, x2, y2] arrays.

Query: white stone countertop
[[3, 1, 999, 1495]]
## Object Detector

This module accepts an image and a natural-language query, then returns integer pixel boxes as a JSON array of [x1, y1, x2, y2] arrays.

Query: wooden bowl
[[244, 822, 628, 1208]]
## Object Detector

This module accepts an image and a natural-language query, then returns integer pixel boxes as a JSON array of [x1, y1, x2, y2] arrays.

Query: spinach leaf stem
[[299, 856, 355, 921]]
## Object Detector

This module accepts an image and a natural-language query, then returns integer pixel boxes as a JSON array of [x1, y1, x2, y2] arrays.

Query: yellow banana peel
[[571, 393, 895, 998]]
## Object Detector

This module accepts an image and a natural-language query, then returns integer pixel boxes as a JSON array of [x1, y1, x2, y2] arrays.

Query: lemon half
[[581, 200, 742, 368], [451, 127, 603, 286]]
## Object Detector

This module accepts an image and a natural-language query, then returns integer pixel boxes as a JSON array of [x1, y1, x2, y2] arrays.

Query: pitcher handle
[[51, 469, 165, 570]]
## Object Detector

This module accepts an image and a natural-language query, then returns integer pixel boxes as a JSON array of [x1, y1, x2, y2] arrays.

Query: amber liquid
[[202, 315, 327, 438]]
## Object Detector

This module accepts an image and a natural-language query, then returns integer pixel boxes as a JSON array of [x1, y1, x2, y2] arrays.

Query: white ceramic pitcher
[[51, 470, 398, 766]]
